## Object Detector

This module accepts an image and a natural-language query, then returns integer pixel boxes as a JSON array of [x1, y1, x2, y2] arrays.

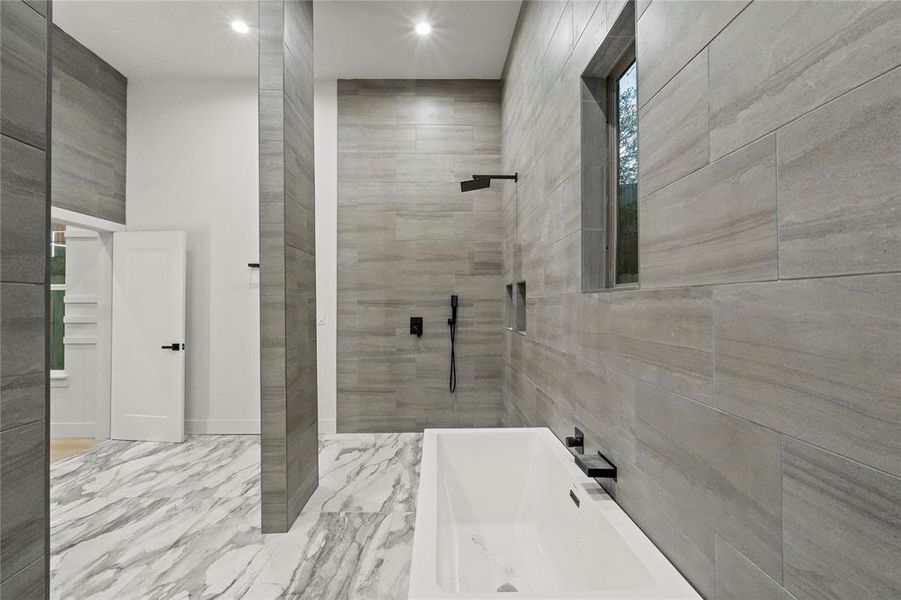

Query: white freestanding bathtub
[[409, 428, 700, 599]]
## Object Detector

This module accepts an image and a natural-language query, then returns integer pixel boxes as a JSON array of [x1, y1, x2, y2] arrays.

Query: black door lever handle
[[161, 343, 182, 351]]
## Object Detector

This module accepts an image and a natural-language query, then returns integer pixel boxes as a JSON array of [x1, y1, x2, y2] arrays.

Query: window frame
[[605, 45, 639, 289]]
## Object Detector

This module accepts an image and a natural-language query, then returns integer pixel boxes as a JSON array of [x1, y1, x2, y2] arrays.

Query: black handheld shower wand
[[448, 295, 458, 393]]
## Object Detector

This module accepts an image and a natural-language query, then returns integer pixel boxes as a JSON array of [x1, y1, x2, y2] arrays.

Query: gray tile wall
[[51, 25, 127, 224], [336, 79, 505, 432], [0, 0, 50, 596], [259, 0, 317, 534], [502, 1, 901, 598]]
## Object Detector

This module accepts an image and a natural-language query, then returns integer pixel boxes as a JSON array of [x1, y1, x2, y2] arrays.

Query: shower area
[[334, 79, 506, 433]]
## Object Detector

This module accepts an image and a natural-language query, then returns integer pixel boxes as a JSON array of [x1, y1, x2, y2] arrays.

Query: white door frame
[[51, 207, 124, 440]]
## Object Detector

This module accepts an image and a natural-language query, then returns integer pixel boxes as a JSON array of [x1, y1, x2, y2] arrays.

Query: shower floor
[[50, 433, 422, 599]]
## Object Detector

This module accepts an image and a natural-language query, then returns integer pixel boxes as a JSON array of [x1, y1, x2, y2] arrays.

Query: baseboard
[[186, 419, 261, 435], [318, 417, 336, 435], [51, 422, 95, 438]]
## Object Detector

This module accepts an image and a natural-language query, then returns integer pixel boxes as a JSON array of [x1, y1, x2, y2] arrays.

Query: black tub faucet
[[564, 427, 618, 480]]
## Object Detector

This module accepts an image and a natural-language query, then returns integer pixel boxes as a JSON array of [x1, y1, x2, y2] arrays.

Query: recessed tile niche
[[505, 283, 514, 330], [514, 281, 526, 334]]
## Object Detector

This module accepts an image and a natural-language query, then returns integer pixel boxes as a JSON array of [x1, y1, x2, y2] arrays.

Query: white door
[[111, 231, 187, 442]]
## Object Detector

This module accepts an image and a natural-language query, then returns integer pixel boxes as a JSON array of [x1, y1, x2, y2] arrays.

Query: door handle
[[161, 343, 183, 351]]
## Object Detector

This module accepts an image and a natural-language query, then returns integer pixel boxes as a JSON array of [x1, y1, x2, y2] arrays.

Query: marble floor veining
[[50, 433, 422, 600]]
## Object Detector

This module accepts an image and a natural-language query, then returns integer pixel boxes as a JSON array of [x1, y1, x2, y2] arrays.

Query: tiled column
[[0, 0, 51, 597], [258, 0, 318, 534]]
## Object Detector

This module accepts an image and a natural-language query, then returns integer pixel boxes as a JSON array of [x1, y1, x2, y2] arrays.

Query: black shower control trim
[[565, 427, 585, 454], [410, 317, 423, 337]]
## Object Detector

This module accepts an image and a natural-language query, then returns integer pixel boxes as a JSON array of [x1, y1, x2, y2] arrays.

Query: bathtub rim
[[408, 426, 701, 600]]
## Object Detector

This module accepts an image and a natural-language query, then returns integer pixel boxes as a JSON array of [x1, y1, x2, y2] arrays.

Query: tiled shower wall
[[0, 0, 51, 595], [502, 1, 901, 599], [259, 0, 318, 533], [336, 80, 505, 432]]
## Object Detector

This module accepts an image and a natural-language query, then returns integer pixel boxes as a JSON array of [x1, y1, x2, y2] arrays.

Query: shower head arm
[[472, 173, 518, 182]]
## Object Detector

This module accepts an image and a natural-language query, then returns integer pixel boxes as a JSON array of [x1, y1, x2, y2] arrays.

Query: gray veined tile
[[338, 124, 416, 153], [0, 0, 48, 148], [636, 0, 749, 107], [0, 555, 45, 599], [709, 0, 901, 159], [638, 49, 709, 197], [777, 67, 901, 279], [1, 420, 46, 577], [714, 274, 901, 478], [639, 134, 777, 288], [636, 383, 783, 581], [606, 287, 714, 406], [783, 438, 901, 600], [0, 283, 46, 429], [415, 125, 475, 154], [1, 135, 46, 284], [52, 26, 128, 224], [715, 535, 796, 600]]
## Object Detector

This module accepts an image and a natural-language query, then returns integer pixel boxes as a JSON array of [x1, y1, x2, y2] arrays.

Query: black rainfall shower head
[[460, 177, 491, 192], [459, 173, 518, 193]]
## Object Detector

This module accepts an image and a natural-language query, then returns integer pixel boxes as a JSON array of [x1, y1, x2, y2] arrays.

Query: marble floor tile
[[307, 433, 422, 513], [50, 434, 422, 600], [51, 435, 261, 504], [242, 511, 415, 600]]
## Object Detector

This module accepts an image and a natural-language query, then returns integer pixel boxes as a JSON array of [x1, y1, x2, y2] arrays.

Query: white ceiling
[[313, 1, 522, 79], [53, 0, 259, 80], [52, 0, 521, 81]]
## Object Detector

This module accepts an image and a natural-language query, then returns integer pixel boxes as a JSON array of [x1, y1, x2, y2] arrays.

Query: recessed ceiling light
[[415, 22, 432, 36], [231, 20, 250, 34]]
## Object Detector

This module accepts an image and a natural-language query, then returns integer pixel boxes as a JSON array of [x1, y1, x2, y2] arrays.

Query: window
[[609, 56, 638, 286], [50, 225, 66, 371], [579, 1, 638, 291]]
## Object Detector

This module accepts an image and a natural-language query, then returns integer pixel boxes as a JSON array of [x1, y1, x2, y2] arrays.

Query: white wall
[[314, 79, 338, 434], [126, 79, 260, 434]]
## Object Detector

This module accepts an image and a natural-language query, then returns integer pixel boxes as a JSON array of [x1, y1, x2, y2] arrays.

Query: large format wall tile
[[1, 0, 49, 592], [640, 134, 777, 288], [709, 0, 901, 159], [607, 287, 714, 405], [715, 275, 901, 478], [615, 464, 715, 598], [0, 556, 44, 598], [503, 0, 901, 597], [259, 0, 317, 533], [715, 536, 796, 600], [777, 67, 901, 279], [0, 284, 46, 429], [52, 25, 127, 223], [0, 420, 47, 579], [636, 384, 783, 580], [1, 136, 46, 284], [638, 50, 708, 197], [0, 0, 47, 149], [783, 439, 901, 600], [337, 80, 504, 432], [636, 0, 748, 107]]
